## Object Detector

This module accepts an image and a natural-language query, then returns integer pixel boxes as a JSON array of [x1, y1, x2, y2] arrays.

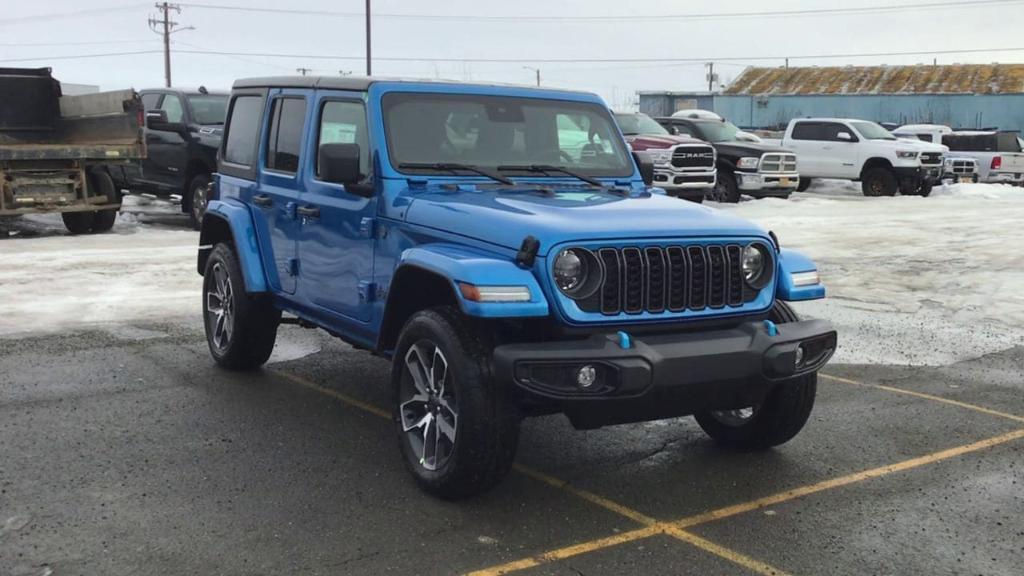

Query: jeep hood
[[402, 187, 768, 253]]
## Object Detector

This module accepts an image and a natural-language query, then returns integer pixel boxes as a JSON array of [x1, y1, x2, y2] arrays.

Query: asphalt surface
[[2, 322, 1022, 576]]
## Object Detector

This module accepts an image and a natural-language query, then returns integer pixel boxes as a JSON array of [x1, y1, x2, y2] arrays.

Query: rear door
[[787, 121, 825, 175], [296, 94, 376, 323]]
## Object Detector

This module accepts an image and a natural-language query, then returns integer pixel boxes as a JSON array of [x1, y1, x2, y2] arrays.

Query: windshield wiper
[[497, 164, 603, 187], [398, 162, 514, 185]]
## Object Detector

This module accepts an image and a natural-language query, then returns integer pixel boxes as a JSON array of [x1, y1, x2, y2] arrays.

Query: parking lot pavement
[[2, 325, 1022, 576]]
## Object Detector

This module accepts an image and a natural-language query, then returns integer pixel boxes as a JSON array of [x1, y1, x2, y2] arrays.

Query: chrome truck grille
[[947, 159, 976, 174], [575, 244, 764, 316], [670, 145, 716, 169], [759, 153, 798, 173]]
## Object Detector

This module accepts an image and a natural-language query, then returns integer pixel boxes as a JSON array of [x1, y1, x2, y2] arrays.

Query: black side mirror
[[145, 109, 184, 133], [632, 151, 655, 186], [319, 142, 372, 195]]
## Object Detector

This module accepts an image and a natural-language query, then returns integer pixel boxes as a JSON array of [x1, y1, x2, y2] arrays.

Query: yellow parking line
[[275, 371, 392, 419], [820, 373, 1024, 424], [664, 526, 792, 576], [512, 463, 660, 526]]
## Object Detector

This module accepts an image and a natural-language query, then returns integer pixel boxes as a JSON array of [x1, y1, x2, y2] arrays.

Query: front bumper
[[493, 318, 837, 428], [735, 171, 800, 194], [653, 165, 716, 191]]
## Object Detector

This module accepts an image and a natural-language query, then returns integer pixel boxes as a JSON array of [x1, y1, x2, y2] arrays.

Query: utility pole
[[296, 67, 313, 76], [785, 58, 789, 69], [705, 62, 717, 92], [148, 3, 191, 88], [365, 0, 372, 75]]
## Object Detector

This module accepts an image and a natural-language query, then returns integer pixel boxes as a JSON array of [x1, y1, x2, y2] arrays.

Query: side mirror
[[632, 151, 655, 186], [319, 142, 372, 195], [145, 110, 184, 133], [836, 131, 853, 141]]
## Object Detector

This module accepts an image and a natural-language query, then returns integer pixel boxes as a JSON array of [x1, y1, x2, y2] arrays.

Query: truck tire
[[861, 168, 897, 197], [89, 172, 119, 232], [61, 212, 95, 234], [709, 170, 741, 203], [393, 306, 520, 499], [916, 182, 934, 197], [187, 174, 212, 231], [693, 301, 817, 450], [202, 243, 281, 370], [796, 177, 812, 192]]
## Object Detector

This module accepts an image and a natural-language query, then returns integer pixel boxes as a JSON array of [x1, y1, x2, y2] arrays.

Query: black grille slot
[[622, 248, 644, 313], [726, 245, 743, 306], [598, 248, 621, 314], [577, 243, 765, 316], [687, 246, 707, 310], [645, 247, 666, 313], [666, 247, 687, 312]]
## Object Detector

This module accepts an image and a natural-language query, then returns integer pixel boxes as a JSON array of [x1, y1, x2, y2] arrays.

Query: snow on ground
[[2, 184, 1023, 367], [722, 180, 1024, 365]]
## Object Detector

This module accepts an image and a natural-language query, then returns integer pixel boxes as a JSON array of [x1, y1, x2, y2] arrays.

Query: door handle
[[252, 194, 273, 206], [296, 205, 320, 219]]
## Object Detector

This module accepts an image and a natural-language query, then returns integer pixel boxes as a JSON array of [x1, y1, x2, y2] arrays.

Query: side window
[[821, 123, 854, 141], [223, 95, 264, 167], [141, 93, 160, 111], [265, 97, 307, 174], [318, 100, 369, 177], [915, 134, 931, 142], [790, 122, 822, 141], [673, 123, 697, 137], [159, 94, 184, 123]]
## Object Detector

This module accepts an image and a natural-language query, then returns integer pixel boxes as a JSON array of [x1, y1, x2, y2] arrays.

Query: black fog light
[[576, 365, 598, 389]]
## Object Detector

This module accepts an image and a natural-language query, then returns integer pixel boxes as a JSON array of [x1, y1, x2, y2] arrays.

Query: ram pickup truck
[[657, 115, 799, 203], [0, 67, 144, 233], [779, 118, 945, 196], [614, 112, 717, 203], [106, 87, 228, 228], [891, 125, 979, 183], [199, 76, 836, 498], [892, 124, 1023, 185]]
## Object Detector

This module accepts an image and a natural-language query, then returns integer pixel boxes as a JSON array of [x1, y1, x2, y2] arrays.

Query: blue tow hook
[[763, 319, 779, 337], [616, 331, 632, 349]]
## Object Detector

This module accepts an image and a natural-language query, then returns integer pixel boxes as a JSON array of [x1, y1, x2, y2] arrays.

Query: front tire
[[796, 177, 812, 192], [61, 212, 94, 234], [709, 170, 741, 203], [203, 243, 280, 370], [861, 167, 898, 197], [694, 301, 817, 450], [393, 307, 519, 499]]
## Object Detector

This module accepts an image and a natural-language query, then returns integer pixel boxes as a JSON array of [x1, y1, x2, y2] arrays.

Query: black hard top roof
[[231, 75, 598, 96]]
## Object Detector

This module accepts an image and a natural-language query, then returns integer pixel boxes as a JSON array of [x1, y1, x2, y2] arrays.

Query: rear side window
[[265, 97, 307, 174], [790, 122, 822, 141], [317, 100, 369, 177], [223, 95, 265, 167]]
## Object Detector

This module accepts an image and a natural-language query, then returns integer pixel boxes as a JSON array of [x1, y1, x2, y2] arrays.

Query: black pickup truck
[[106, 87, 227, 228], [657, 115, 799, 203]]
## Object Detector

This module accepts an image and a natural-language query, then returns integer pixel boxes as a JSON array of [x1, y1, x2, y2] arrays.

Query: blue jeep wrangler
[[198, 76, 836, 498]]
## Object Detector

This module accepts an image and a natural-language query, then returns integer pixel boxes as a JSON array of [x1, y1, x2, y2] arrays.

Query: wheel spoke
[[432, 348, 448, 397], [206, 292, 223, 314], [404, 345, 432, 396], [421, 412, 437, 468], [436, 410, 457, 444], [399, 397, 430, 432]]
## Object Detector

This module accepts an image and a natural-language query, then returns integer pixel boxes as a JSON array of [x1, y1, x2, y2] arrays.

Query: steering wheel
[[559, 150, 574, 164]]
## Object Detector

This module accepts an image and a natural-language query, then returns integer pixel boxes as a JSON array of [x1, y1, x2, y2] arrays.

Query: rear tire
[[393, 306, 519, 499], [917, 182, 933, 197], [709, 170, 741, 203], [61, 212, 94, 234], [861, 167, 897, 197], [203, 243, 280, 370], [694, 301, 817, 450], [187, 174, 212, 231], [89, 172, 120, 232], [796, 177, 812, 192]]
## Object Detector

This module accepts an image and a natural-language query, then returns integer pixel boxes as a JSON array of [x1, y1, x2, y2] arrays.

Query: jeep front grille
[[577, 244, 763, 316], [670, 145, 716, 169], [759, 153, 797, 173]]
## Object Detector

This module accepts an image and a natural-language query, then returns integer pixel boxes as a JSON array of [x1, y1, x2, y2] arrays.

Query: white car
[[780, 118, 945, 196], [893, 124, 1024, 185]]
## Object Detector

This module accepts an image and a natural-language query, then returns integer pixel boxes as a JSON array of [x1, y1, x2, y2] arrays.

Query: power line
[[0, 50, 161, 63], [0, 3, 146, 25], [175, 0, 1024, 22], [0, 39, 156, 47]]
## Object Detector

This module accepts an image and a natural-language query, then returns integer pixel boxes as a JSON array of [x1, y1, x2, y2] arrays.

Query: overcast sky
[[1, 0, 1022, 108]]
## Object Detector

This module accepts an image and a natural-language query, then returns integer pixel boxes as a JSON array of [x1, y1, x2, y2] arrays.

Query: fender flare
[[200, 198, 268, 293], [396, 243, 549, 318], [776, 248, 825, 301]]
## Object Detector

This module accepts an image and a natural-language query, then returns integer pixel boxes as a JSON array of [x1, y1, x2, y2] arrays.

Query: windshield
[[187, 94, 228, 125], [614, 113, 670, 136], [383, 93, 634, 178], [851, 121, 896, 141], [695, 121, 741, 142]]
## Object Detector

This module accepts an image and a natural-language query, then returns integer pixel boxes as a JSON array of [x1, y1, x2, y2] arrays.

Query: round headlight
[[742, 243, 771, 288], [554, 249, 586, 291]]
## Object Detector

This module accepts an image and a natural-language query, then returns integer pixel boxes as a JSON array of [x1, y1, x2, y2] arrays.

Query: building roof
[[724, 64, 1024, 95]]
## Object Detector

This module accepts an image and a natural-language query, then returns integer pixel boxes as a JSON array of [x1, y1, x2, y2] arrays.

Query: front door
[[296, 95, 376, 322], [143, 92, 189, 189]]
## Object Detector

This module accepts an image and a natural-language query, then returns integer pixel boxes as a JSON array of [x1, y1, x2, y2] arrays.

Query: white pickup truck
[[777, 118, 945, 196], [891, 124, 1024, 185]]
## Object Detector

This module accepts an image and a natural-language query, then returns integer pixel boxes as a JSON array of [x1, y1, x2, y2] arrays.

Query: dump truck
[[0, 67, 144, 233]]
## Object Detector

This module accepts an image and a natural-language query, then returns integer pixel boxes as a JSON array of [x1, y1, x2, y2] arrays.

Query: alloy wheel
[[206, 262, 234, 351], [709, 406, 757, 427], [400, 341, 458, 471]]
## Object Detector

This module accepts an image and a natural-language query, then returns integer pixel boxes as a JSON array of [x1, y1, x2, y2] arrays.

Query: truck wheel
[[202, 243, 281, 370], [796, 177, 812, 192], [61, 212, 95, 234], [188, 174, 212, 231], [709, 170, 740, 203], [393, 306, 519, 499], [693, 301, 817, 450], [89, 172, 120, 232], [861, 168, 897, 197], [917, 182, 933, 197]]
